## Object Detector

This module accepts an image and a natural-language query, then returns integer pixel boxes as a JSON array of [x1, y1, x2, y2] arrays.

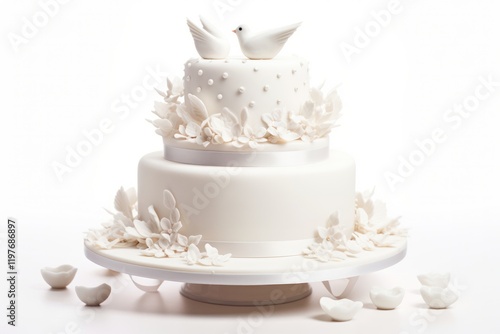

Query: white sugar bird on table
[[233, 22, 301, 59], [186, 16, 230, 59]]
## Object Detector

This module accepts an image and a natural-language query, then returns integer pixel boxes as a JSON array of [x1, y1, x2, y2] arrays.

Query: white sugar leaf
[[147, 205, 160, 226], [301, 100, 314, 118], [124, 226, 142, 239], [171, 208, 181, 223], [188, 235, 202, 245], [187, 94, 209, 122], [146, 238, 154, 248], [154, 250, 166, 258], [172, 221, 182, 232], [328, 212, 340, 227], [221, 107, 238, 126], [154, 101, 170, 118], [154, 87, 167, 98], [262, 113, 273, 127], [205, 243, 218, 257], [163, 189, 176, 210], [186, 244, 201, 264], [114, 187, 133, 220], [133, 219, 153, 238], [125, 188, 137, 206], [249, 141, 258, 149], [329, 251, 347, 261], [238, 136, 250, 144], [327, 89, 343, 113], [213, 254, 230, 266], [160, 233, 172, 244], [177, 234, 188, 247], [153, 118, 173, 131], [317, 226, 329, 240], [356, 208, 369, 227], [345, 240, 363, 254], [209, 116, 224, 133], [280, 131, 300, 141], [232, 124, 243, 137], [310, 87, 323, 105], [255, 127, 267, 138], [240, 107, 249, 127], [160, 218, 171, 231], [166, 77, 173, 91], [186, 122, 202, 137]]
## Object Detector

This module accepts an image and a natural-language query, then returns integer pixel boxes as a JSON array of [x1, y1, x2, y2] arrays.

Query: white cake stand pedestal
[[84, 239, 407, 306]]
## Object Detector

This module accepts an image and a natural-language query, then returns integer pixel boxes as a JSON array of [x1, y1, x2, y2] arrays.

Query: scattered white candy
[[40, 264, 77, 289], [420, 286, 458, 309], [320, 297, 363, 321], [75, 283, 111, 306], [417, 272, 450, 288], [369, 286, 405, 310]]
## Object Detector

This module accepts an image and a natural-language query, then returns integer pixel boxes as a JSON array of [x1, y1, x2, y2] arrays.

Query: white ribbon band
[[200, 238, 316, 258], [164, 145, 329, 167]]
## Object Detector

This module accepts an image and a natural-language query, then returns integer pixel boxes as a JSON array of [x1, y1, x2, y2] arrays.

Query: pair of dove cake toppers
[[187, 16, 301, 59]]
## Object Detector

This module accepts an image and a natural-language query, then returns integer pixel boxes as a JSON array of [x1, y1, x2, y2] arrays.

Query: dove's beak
[[232, 29, 236, 33]]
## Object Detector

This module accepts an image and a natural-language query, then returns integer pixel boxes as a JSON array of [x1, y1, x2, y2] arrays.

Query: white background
[[1, 0, 500, 333]]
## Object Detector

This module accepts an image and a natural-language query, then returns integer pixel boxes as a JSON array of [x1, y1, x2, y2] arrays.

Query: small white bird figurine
[[186, 16, 230, 59], [233, 22, 301, 59]]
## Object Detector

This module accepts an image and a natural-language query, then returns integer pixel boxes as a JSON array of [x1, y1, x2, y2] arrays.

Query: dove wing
[[266, 22, 302, 47], [186, 18, 218, 45], [199, 15, 226, 39]]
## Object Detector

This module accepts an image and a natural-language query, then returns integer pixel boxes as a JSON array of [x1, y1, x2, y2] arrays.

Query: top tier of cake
[[183, 56, 309, 130], [152, 55, 341, 155]]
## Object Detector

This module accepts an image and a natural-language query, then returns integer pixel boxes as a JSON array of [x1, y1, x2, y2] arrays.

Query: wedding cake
[[86, 18, 404, 266]]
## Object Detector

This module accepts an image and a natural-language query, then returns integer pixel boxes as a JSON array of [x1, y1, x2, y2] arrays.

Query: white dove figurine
[[233, 22, 301, 59], [186, 16, 230, 59]]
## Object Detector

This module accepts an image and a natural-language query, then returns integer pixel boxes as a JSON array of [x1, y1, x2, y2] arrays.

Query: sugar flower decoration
[[304, 189, 406, 262], [150, 77, 342, 148], [85, 187, 231, 266]]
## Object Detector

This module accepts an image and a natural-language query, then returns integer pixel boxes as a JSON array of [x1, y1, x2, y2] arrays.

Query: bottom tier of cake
[[137, 151, 355, 258]]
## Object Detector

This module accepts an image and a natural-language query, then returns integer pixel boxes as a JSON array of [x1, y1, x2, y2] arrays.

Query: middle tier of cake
[[138, 151, 355, 258]]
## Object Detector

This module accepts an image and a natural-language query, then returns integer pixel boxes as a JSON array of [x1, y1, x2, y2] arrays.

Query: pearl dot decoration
[[249, 101, 255, 107], [276, 99, 281, 104], [208, 79, 214, 86], [196, 87, 202, 93], [294, 87, 298, 92], [238, 86, 245, 94], [292, 69, 297, 74], [186, 76, 191, 82], [217, 94, 223, 100], [263, 85, 269, 92], [254, 67, 259, 72], [276, 73, 281, 79], [198, 69, 203, 76], [222, 72, 229, 79], [187, 62, 192, 67]]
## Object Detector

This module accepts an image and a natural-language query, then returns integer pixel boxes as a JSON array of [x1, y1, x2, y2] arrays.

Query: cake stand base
[[84, 238, 407, 306], [180, 283, 312, 306]]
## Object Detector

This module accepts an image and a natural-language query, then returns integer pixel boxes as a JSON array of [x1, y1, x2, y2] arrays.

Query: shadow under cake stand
[[84, 239, 407, 306]]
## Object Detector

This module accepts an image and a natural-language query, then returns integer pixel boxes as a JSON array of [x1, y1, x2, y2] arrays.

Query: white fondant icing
[[183, 57, 309, 130], [137, 150, 355, 258]]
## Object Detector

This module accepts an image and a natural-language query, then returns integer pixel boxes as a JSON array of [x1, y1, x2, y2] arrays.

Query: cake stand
[[84, 239, 406, 306]]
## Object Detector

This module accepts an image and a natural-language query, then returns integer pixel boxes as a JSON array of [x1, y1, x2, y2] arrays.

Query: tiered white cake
[[86, 20, 406, 268], [140, 56, 355, 258]]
